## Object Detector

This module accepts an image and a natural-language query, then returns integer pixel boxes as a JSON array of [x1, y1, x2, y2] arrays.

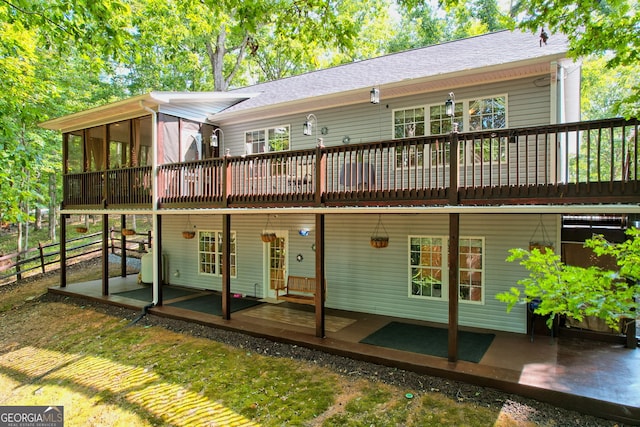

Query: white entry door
[[265, 232, 287, 299]]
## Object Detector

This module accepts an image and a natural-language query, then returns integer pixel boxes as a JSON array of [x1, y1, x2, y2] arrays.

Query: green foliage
[[391, 0, 509, 51], [508, 0, 640, 117], [581, 56, 640, 120], [497, 230, 640, 331]]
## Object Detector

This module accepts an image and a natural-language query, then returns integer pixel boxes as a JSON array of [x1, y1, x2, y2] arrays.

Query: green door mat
[[114, 286, 199, 301], [168, 293, 262, 315], [360, 321, 495, 363]]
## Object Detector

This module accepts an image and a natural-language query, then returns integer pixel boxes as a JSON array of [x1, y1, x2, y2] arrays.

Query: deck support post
[[155, 215, 163, 305], [315, 213, 326, 338], [221, 214, 231, 320], [448, 128, 460, 362], [60, 213, 67, 288], [448, 213, 460, 362], [102, 214, 109, 296], [120, 214, 127, 277]]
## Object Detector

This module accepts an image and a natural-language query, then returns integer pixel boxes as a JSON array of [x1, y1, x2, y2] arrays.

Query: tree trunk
[[35, 207, 42, 230], [48, 174, 56, 241]]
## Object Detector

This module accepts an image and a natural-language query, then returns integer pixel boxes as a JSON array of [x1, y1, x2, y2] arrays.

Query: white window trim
[[408, 235, 449, 301], [408, 235, 486, 304], [458, 236, 485, 304], [391, 106, 426, 139], [393, 94, 509, 140], [198, 230, 237, 278], [244, 124, 291, 154]]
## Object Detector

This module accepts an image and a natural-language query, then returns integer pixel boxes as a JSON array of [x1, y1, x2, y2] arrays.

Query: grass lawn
[[0, 266, 535, 426]]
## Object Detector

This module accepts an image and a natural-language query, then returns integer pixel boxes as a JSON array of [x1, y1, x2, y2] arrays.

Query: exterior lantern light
[[211, 128, 224, 155], [370, 87, 380, 104], [303, 113, 324, 147], [445, 92, 455, 117], [303, 113, 316, 136]]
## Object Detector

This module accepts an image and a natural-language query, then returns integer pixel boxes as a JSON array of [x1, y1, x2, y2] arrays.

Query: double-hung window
[[409, 236, 485, 303], [245, 125, 290, 154], [198, 231, 237, 277], [409, 237, 446, 299]]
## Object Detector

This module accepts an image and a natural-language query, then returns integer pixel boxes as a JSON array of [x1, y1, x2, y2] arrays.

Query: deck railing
[[62, 118, 639, 209]]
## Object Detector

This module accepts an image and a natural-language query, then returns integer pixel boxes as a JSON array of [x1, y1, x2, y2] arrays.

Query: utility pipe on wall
[[140, 101, 159, 306]]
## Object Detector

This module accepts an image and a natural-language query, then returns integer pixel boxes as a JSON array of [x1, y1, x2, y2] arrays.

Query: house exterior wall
[[217, 76, 552, 158], [161, 212, 559, 334]]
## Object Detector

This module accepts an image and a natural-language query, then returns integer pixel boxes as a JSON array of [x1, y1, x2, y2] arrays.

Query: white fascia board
[[61, 204, 640, 217]]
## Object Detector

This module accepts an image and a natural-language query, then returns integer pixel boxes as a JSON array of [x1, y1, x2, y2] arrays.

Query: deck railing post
[[449, 128, 459, 205], [223, 156, 232, 207], [315, 147, 326, 206]]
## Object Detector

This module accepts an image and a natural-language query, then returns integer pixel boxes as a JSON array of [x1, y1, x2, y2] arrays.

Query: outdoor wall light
[[445, 92, 455, 117], [303, 113, 316, 136], [303, 113, 324, 148], [210, 128, 224, 155], [370, 87, 380, 104]]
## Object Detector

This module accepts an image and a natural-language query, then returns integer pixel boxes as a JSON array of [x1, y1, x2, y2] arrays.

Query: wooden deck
[[49, 276, 640, 425], [62, 118, 640, 210]]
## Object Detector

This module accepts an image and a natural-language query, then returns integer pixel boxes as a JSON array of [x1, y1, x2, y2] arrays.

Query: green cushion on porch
[[360, 321, 495, 363], [168, 293, 262, 315]]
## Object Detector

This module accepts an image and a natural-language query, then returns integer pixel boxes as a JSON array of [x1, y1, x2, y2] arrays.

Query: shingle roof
[[222, 30, 569, 114]]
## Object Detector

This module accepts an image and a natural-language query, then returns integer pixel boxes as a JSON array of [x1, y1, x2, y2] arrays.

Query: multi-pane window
[[458, 238, 484, 302], [245, 125, 290, 154], [429, 103, 463, 135], [409, 236, 485, 303], [409, 237, 446, 299], [394, 107, 425, 139], [468, 96, 506, 131], [198, 231, 237, 277]]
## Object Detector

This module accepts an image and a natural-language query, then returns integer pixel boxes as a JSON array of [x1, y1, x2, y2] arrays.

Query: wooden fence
[[0, 229, 151, 283]]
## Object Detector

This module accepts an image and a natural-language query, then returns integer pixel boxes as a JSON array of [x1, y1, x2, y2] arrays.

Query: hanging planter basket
[[260, 214, 277, 243], [182, 215, 196, 239], [122, 228, 136, 236], [370, 236, 389, 248], [529, 216, 554, 253], [260, 233, 277, 243], [370, 215, 389, 249], [76, 226, 88, 233]]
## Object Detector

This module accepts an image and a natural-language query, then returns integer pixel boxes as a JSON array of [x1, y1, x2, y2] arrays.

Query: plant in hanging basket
[[122, 228, 136, 236], [370, 236, 389, 248], [529, 242, 554, 253], [260, 233, 277, 243], [182, 231, 196, 239], [75, 226, 88, 233]]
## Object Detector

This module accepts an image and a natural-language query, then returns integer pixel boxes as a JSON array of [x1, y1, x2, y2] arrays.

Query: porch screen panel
[[86, 126, 106, 171], [161, 114, 179, 164], [133, 116, 153, 167], [108, 121, 130, 168], [65, 131, 84, 173]]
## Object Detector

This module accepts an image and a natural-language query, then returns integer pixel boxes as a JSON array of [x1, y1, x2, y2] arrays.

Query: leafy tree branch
[[497, 229, 640, 331]]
